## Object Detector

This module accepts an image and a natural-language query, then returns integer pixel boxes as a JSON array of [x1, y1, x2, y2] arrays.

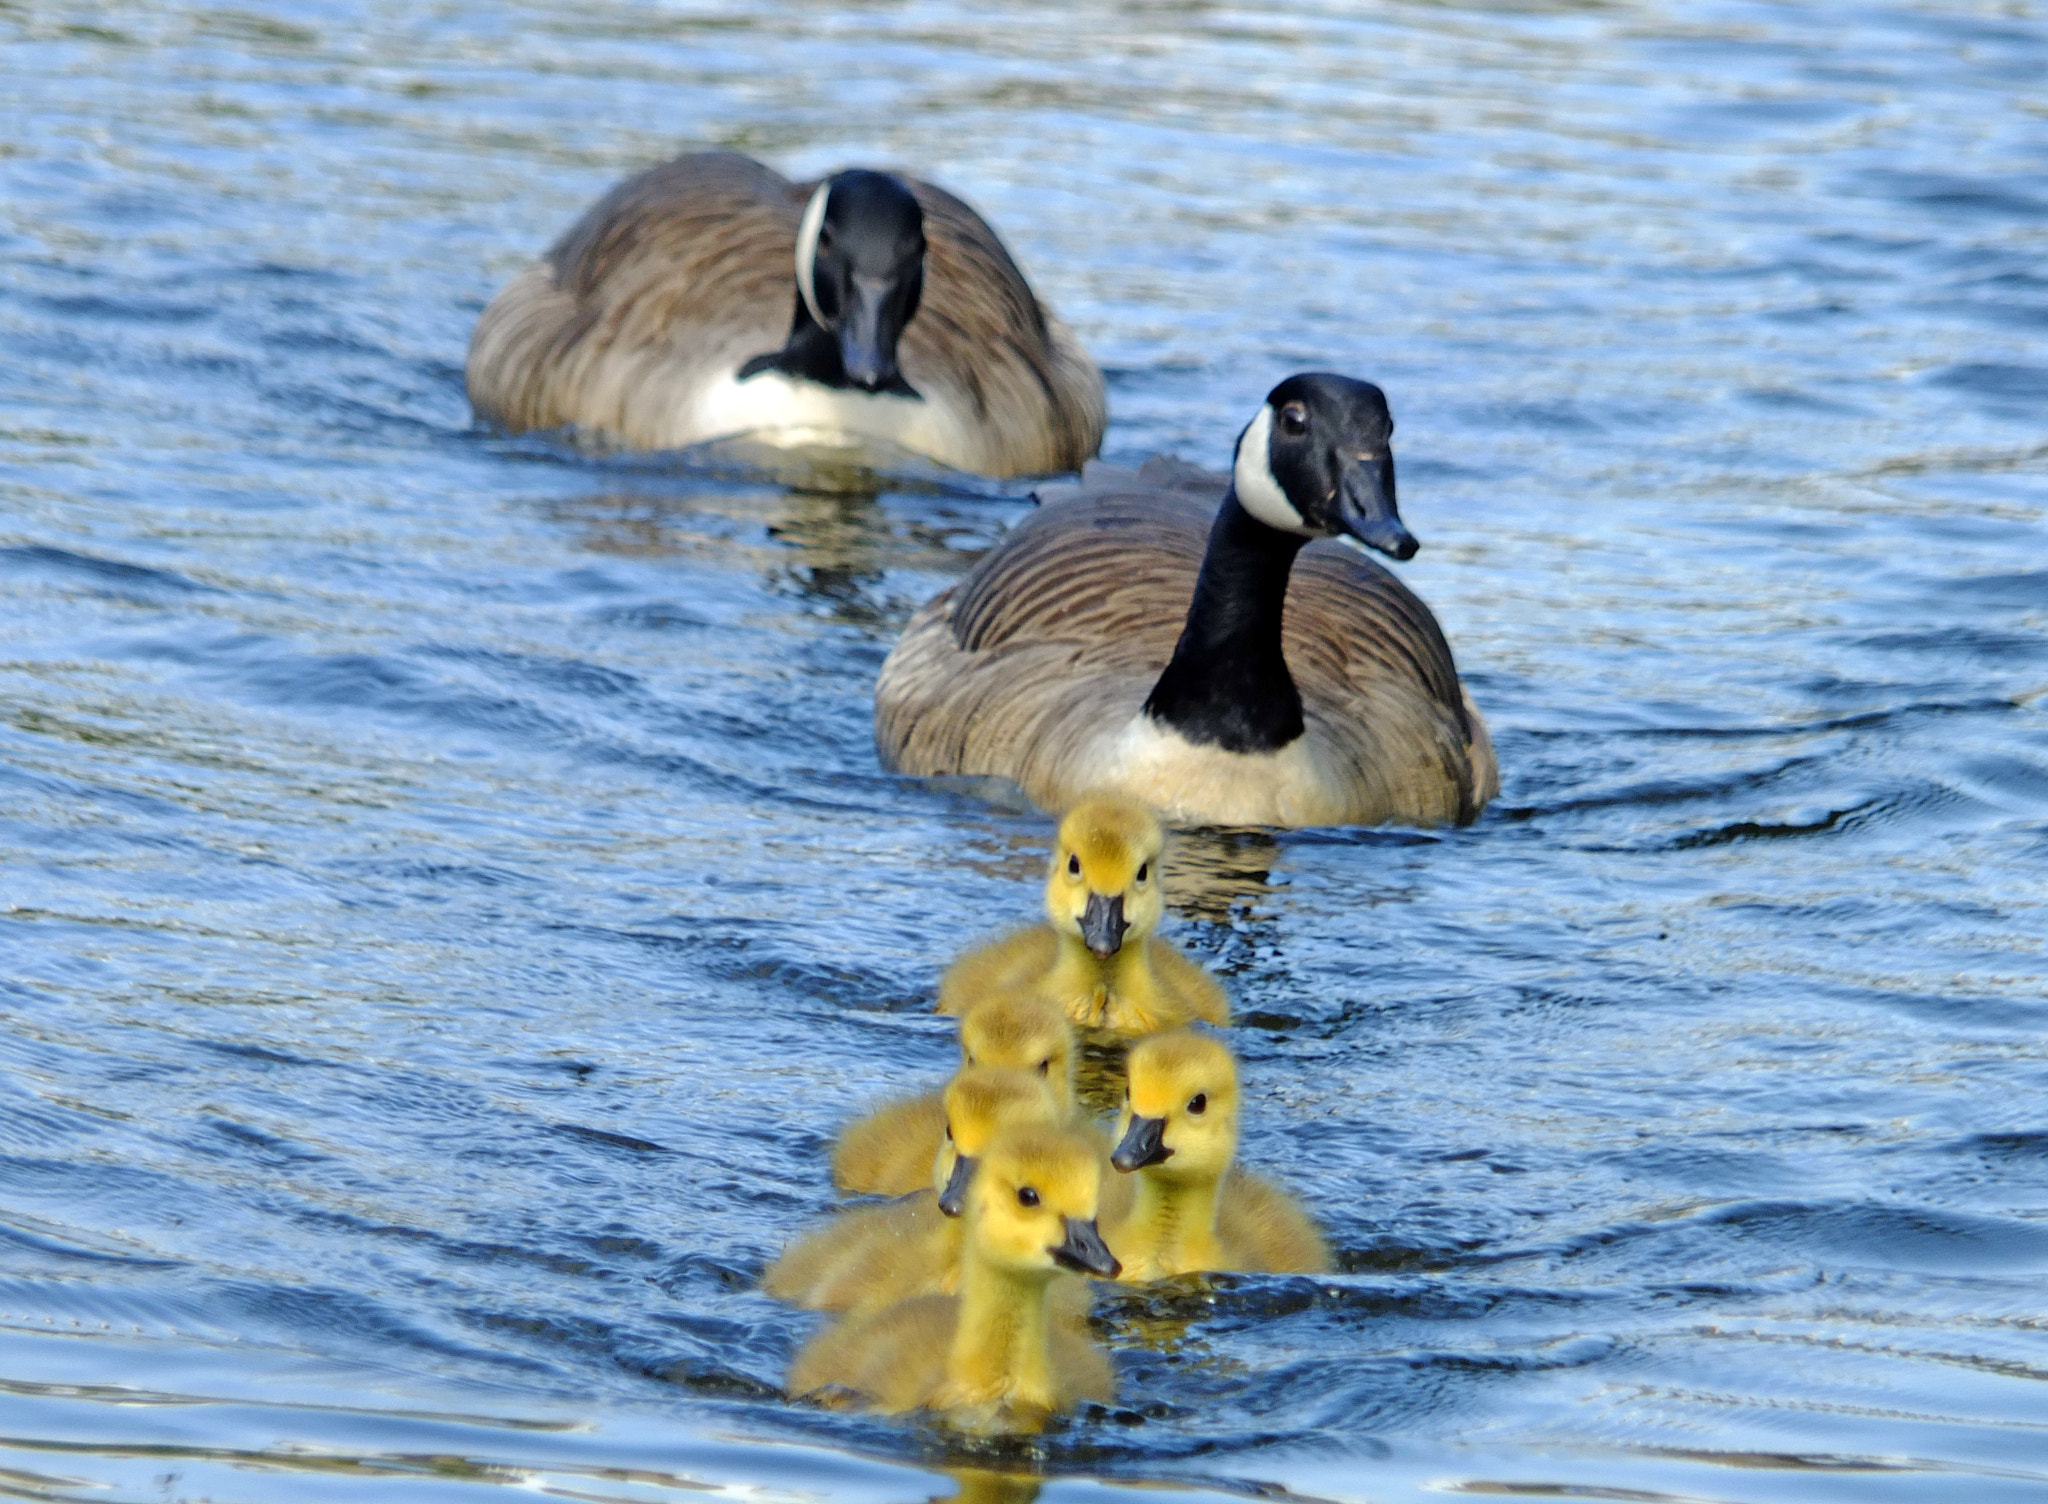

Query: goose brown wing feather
[[952, 484, 1210, 659], [897, 180, 1104, 475], [547, 152, 799, 304], [879, 601, 1150, 795], [468, 153, 796, 438]]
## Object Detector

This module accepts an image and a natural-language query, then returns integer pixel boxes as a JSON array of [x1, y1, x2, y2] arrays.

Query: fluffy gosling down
[[787, 1123, 1121, 1431], [1106, 1030, 1329, 1281], [831, 991, 1077, 1196], [764, 1066, 1060, 1312], [940, 795, 1228, 1035]]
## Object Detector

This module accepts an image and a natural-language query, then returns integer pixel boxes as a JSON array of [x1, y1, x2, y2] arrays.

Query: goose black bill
[[1336, 449, 1415, 560]]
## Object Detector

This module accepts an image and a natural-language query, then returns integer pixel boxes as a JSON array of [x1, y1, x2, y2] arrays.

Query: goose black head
[[793, 169, 926, 395], [1231, 372, 1414, 560]]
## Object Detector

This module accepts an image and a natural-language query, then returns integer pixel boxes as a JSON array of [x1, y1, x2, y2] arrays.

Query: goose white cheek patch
[[1232, 405, 1312, 535], [795, 180, 831, 330]]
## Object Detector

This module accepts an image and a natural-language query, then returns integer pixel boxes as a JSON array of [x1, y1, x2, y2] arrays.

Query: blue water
[[2, 2, 2046, 1501]]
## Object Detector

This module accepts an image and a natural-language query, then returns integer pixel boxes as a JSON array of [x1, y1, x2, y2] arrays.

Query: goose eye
[[1017, 1186, 1040, 1208], [1067, 853, 1081, 877], [1279, 402, 1308, 437], [1135, 862, 1149, 884], [1188, 1093, 1207, 1115]]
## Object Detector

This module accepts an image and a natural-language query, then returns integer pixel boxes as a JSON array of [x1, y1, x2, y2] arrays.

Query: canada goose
[[832, 992, 1077, 1196], [467, 152, 1104, 477], [875, 373, 1499, 827], [940, 794, 1228, 1035], [1105, 1031, 1329, 1280], [764, 1066, 1061, 1312], [788, 1123, 1119, 1429]]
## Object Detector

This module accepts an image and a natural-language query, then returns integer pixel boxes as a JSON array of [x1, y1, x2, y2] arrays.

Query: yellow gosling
[[829, 1093, 945, 1199], [936, 1067, 1130, 1316], [1104, 1031, 1329, 1280], [939, 795, 1228, 1035], [832, 992, 1077, 1196], [788, 1123, 1120, 1431], [764, 1067, 1059, 1311]]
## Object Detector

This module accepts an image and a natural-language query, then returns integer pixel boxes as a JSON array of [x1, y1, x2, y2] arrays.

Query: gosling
[[788, 1123, 1120, 1430], [940, 795, 1228, 1035], [1105, 1030, 1329, 1280], [763, 1066, 1060, 1311], [832, 991, 1076, 1196]]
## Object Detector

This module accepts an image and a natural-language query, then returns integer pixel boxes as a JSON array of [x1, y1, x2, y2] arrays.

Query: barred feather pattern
[[874, 459, 1499, 828], [465, 152, 1105, 477]]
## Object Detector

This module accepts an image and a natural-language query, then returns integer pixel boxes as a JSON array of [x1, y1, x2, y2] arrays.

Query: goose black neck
[[737, 295, 918, 396], [737, 295, 849, 387], [1141, 490, 1308, 754]]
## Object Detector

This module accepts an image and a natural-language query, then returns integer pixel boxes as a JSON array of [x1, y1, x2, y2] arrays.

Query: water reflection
[[538, 481, 1008, 628], [933, 1467, 1041, 1504], [1159, 829, 1281, 923]]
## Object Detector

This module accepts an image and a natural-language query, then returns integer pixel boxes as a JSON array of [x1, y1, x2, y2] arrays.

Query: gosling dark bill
[[1052, 1215, 1121, 1278], [938, 1153, 976, 1218], [1080, 890, 1127, 959], [1111, 1113, 1171, 1172]]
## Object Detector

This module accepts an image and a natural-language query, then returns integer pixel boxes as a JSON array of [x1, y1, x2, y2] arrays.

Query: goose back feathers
[[875, 379, 1497, 828], [467, 152, 1104, 477]]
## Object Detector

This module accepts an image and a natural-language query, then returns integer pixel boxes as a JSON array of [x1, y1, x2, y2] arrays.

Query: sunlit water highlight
[[1, 2, 2045, 1501]]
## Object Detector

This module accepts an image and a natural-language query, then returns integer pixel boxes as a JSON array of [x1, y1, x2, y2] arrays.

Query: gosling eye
[[1037, 1058, 1051, 1076], [1135, 862, 1149, 885], [1279, 401, 1308, 437], [1017, 1186, 1040, 1208], [1067, 853, 1081, 877], [944, 1123, 954, 1142], [1188, 1093, 1208, 1116]]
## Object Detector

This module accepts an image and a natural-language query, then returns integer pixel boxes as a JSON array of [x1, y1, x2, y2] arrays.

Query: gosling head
[[1111, 1030, 1240, 1183], [967, 1123, 1121, 1280], [958, 991, 1076, 1109], [934, 1065, 1062, 1218], [793, 169, 926, 395], [1043, 795, 1166, 962], [1231, 372, 1414, 560]]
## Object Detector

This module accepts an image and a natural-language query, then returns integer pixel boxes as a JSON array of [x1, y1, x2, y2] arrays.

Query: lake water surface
[[3, 2, 2047, 1501]]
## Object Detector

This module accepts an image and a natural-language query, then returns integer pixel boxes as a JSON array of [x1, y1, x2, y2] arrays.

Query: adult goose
[[466, 152, 1104, 477], [874, 373, 1497, 828]]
